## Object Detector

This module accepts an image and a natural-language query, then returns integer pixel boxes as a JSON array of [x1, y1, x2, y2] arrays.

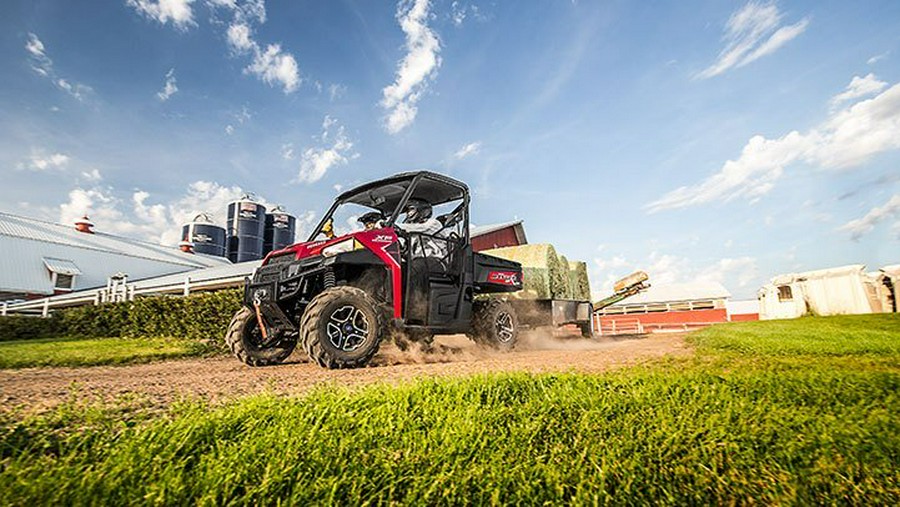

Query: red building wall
[[597, 308, 729, 334], [472, 227, 521, 252]]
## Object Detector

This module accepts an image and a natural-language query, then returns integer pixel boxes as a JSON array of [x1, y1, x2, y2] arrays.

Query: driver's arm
[[395, 218, 441, 235]]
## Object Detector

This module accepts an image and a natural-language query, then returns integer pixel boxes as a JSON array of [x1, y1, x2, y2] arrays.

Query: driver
[[357, 211, 384, 231], [394, 199, 444, 257], [394, 198, 447, 324]]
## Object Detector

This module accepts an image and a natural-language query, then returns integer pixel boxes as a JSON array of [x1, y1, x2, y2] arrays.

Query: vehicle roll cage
[[308, 171, 471, 243]]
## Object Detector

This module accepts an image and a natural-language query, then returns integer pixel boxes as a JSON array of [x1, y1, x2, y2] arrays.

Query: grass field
[[0, 336, 214, 369], [1, 314, 898, 504]]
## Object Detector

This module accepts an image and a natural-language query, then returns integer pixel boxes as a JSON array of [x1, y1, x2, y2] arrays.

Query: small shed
[[758, 264, 897, 320]]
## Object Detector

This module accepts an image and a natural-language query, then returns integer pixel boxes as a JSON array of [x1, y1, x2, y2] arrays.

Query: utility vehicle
[[226, 171, 524, 369]]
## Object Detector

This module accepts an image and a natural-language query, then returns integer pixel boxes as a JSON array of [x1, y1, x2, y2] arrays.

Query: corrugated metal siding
[[0, 236, 221, 295], [0, 212, 229, 269], [0, 211, 232, 297]]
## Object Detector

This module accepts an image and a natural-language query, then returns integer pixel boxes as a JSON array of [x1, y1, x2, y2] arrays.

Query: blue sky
[[1, 0, 899, 299]]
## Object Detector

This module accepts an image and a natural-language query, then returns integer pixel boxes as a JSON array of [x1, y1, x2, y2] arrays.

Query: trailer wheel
[[579, 322, 595, 338], [469, 298, 519, 351], [300, 286, 385, 369], [226, 306, 297, 366]]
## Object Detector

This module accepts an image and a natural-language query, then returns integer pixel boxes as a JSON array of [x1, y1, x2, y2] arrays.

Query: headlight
[[322, 239, 362, 257]]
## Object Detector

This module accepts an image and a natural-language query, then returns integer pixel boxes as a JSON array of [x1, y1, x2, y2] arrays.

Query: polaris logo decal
[[488, 271, 520, 286], [372, 234, 394, 243]]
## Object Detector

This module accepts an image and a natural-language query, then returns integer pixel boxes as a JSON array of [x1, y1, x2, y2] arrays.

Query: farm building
[[0, 211, 230, 302], [758, 264, 897, 320], [593, 281, 750, 334], [471, 220, 527, 252]]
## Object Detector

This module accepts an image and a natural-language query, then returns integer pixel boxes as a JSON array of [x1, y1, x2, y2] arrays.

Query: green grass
[[0, 336, 214, 369], [690, 314, 900, 357], [1, 314, 899, 504]]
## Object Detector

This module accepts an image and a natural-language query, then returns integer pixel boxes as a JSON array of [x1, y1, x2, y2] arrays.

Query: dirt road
[[0, 332, 688, 412]]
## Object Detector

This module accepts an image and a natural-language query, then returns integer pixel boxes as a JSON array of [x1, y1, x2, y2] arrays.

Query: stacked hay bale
[[568, 260, 591, 301], [484, 244, 589, 301]]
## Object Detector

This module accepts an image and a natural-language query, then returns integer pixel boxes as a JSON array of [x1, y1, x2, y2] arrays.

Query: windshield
[[309, 202, 386, 241]]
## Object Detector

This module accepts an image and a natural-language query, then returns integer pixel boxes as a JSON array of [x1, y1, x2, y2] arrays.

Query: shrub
[[0, 315, 62, 342], [0, 289, 243, 346]]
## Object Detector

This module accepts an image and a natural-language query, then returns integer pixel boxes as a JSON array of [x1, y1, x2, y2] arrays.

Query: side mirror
[[321, 218, 336, 239]]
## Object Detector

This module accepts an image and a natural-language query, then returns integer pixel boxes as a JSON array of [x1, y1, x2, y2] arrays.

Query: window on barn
[[54, 273, 74, 290], [777, 285, 793, 302]]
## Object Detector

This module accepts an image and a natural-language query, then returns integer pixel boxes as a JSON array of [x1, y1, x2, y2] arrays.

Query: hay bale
[[557, 254, 573, 299], [568, 261, 591, 301], [483, 244, 568, 300]]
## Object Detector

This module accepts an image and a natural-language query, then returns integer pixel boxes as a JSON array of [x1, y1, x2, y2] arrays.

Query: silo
[[264, 206, 296, 255], [181, 213, 226, 257], [226, 196, 266, 262]]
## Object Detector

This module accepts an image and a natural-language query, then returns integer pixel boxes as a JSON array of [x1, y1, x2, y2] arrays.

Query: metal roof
[[770, 264, 866, 285], [0, 211, 230, 297], [607, 281, 732, 306], [42, 257, 83, 276], [470, 220, 524, 238]]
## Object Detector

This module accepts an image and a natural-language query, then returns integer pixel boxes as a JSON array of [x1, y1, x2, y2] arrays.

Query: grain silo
[[264, 206, 296, 255], [181, 213, 226, 257], [226, 196, 266, 263]]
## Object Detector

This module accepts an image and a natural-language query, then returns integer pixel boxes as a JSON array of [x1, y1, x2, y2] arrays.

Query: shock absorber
[[323, 268, 335, 289]]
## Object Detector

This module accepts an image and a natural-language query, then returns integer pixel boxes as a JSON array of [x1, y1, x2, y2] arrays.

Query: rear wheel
[[226, 306, 297, 366], [301, 286, 385, 369], [580, 322, 595, 338], [469, 298, 519, 351]]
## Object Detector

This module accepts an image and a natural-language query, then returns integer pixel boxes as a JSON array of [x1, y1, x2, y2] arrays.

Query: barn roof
[[470, 220, 524, 238], [0, 211, 230, 297], [607, 281, 731, 306]]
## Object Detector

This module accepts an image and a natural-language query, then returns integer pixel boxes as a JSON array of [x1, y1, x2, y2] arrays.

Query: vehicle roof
[[337, 171, 468, 212]]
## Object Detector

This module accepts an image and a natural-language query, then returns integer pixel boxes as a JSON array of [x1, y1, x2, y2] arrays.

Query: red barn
[[594, 282, 733, 335], [470, 220, 527, 252]]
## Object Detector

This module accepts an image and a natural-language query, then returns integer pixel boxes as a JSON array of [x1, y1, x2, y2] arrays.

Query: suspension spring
[[323, 269, 335, 289]]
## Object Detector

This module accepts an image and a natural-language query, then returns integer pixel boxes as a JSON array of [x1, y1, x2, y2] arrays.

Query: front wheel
[[469, 299, 519, 351], [226, 306, 297, 366], [301, 286, 385, 369]]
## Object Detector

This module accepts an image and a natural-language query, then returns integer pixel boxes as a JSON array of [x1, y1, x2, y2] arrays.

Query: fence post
[[42, 298, 50, 318], [1, 302, 7, 316], [183, 276, 191, 296]]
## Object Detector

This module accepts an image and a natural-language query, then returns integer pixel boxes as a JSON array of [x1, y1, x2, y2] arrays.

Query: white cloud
[[453, 141, 481, 160], [245, 43, 300, 93], [381, 0, 442, 134], [296, 116, 358, 184], [126, 0, 196, 30], [590, 251, 758, 300], [81, 169, 103, 182], [829, 73, 887, 108], [697, 1, 808, 79], [157, 68, 179, 101], [224, 22, 300, 93], [25, 33, 92, 101], [868, 52, 890, 65], [281, 143, 295, 160], [328, 83, 347, 101], [21, 152, 70, 171], [226, 22, 255, 53], [838, 194, 900, 240], [132, 1, 300, 93], [648, 76, 900, 212], [224, 124, 235, 135]]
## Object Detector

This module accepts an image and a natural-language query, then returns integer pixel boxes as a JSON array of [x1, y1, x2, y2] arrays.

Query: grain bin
[[181, 213, 226, 257], [263, 206, 296, 255], [226, 196, 266, 262]]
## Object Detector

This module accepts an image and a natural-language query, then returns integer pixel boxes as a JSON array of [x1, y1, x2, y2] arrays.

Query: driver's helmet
[[403, 199, 432, 223], [358, 211, 383, 230]]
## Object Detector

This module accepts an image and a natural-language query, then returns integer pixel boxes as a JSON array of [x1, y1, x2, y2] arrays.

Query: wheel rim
[[495, 311, 515, 343], [326, 305, 370, 352]]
